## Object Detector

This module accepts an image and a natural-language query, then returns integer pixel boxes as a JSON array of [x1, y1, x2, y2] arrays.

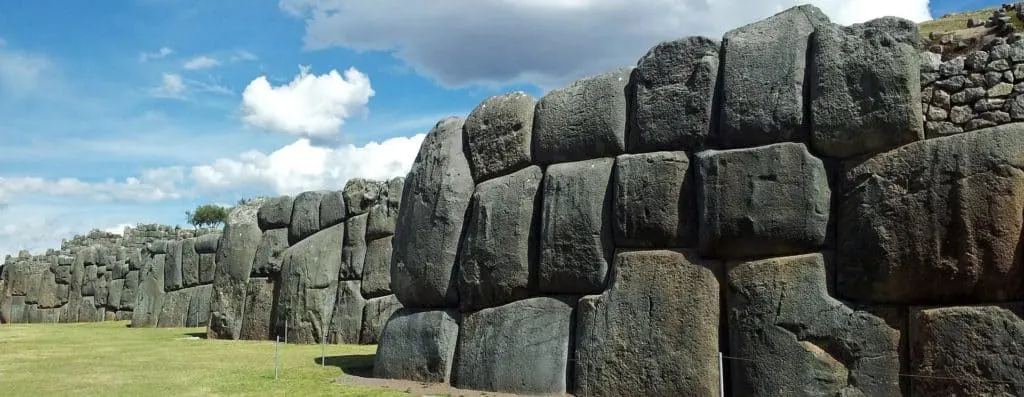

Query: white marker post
[[718, 352, 725, 397], [274, 336, 281, 380]]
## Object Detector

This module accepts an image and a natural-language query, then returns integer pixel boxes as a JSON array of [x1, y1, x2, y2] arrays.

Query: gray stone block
[[289, 191, 328, 244], [340, 214, 367, 280], [327, 280, 365, 344], [361, 236, 393, 299], [463, 91, 537, 181], [373, 309, 460, 383], [532, 68, 631, 164], [360, 295, 403, 345], [257, 195, 294, 231], [613, 151, 695, 248]]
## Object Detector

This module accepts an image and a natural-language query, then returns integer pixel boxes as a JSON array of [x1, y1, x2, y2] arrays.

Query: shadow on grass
[[183, 332, 208, 339], [315, 354, 375, 377]]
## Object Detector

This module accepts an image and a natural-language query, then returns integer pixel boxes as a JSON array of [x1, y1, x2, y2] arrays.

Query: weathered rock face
[[343, 178, 384, 218], [373, 309, 460, 383], [630, 37, 720, 153], [318, 190, 346, 230], [391, 117, 474, 308], [463, 92, 537, 181], [208, 199, 266, 339], [180, 239, 200, 288], [532, 68, 631, 164], [257, 195, 294, 230], [718, 5, 830, 148], [276, 223, 345, 344], [696, 143, 830, 259], [360, 295, 403, 344], [366, 177, 404, 240], [613, 151, 695, 248], [453, 296, 576, 395], [457, 165, 542, 312], [910, 306, 1024, 396], [163, 241, 183, 291], [361, 237, 393, 299], [340, 214, 367, 280], [326, 280, 365, 344], [289, 191, 328, 244], [576, 250, 721, 397], [239, 278, 277, 341], [539, 158, 614, 295], [838, 123, 1024, 304], [728, 254, 901, 396], [251, 229, 289, 277], [811, 17, 924, 158]]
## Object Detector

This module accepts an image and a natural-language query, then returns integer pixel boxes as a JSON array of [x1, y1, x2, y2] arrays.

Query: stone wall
[[922, 36, 1024, 136], [0, 224, 215, 325], [372, 5, 1024, 397], [206, 177, 404, 345]]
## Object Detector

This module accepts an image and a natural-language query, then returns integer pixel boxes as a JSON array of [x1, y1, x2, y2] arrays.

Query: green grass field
[[0, 321, 405, 397]]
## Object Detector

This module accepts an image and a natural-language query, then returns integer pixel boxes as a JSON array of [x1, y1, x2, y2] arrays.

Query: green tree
[[185, 204, 230, 229]]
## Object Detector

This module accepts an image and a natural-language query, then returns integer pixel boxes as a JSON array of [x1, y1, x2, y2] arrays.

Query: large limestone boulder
[[251, 229, 289, 277], [366, 177, 404, 240], [457, 165, 542, 312], [811, 17, 923, 158], [539, 158, 614, 294], [718, 5, 830, 148], [186, 284, 213, 327], [239, 277, 277, 341], [318, 190, 347, 230], [131, 253, 166, 328], [289, 191, 328, 244], [208, 198, 266, 339], [340, 214, 367, 280], [463, 92, 537, 181], [157, 288, 191, 327], [630, 37, 719, 152], [163, 240, 183, 291], [181, 238, 200, 288], [910, 306, 1024, 396], [613, 151, 695, 248], [373, 309, 461, 383], [576, 250, 721, 396], [360, 295, 403, 344], [532, 68, 631, 164], [193, 233, 220, 254], [361, 236, 393, 299], [695, 142, 830, 258], [728, 253, 900, 396], [198, 253, 216, 284], [391, 117, 474, 308], [453, 296, 575, 394], [121, 270, 139, 310], [257, 195, 294, 231], [327, 280, 365, 344], [276, 223, 345, 344], [838, 123, 1024, 303]]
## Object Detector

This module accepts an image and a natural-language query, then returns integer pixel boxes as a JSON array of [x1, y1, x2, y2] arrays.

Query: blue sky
[[0, 0, 974, 257]]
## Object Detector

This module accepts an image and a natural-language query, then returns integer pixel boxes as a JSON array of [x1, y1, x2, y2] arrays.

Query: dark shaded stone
[[532, 68, 631, 164], [360, 295, 403, 345], [361, 236, 393, 299], [340, 214, 367, 280], [181, 238, 200, 288], [327, 280, 365, 344], [239, 277, 278, 341], [613, 151, 695, 248], [464, 91, 536, 181], [318, 190, 347, 229], [289, 191, 328, 244], [193, 233, 221, 254], [198, 253, 216, 285], [373, 309, 460, 383], [276, 223, 345, 344], [366, 177, 404, 240], [343, 179, 384, 218], [163, 240, 183, 292], [208, 198, 266, 339], [257, 195, 294, 231], [251, 228, 289, 277]]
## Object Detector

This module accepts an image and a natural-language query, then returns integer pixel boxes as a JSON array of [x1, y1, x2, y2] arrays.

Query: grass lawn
[[0, 321, 406, 397]]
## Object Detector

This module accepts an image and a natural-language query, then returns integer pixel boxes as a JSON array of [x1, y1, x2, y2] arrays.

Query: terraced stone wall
[[372, 4, 1024, 397]]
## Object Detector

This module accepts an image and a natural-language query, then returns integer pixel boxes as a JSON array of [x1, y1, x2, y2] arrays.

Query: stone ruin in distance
[[3, 4, 1024, 396]]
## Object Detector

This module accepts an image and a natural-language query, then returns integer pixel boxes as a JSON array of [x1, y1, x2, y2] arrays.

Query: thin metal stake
[[284, 319, 288, 344], [275, 336, 280, 380], [321, 329, 326, 367], [718, 352, 725, 397]]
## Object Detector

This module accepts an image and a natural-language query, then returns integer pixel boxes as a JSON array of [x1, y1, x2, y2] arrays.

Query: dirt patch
[[335, 374, 575, 397]]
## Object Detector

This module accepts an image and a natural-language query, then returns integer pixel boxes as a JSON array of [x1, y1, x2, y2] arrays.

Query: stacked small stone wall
[[129, 233, 221, 328], [372, 5, 1024, 397], [206, 178, 404, 345], [0, 225, 218, 326]]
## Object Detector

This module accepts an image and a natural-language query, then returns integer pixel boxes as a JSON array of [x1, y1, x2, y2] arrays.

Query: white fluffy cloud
[[191, 133, 425, 196], [279, 0, 931, 88], [183, 56, 221, 70], [239, 65, 375, 141], [0, 171, 184, 205], [139, 47, 173, 62], [152, 73, 186, 98]]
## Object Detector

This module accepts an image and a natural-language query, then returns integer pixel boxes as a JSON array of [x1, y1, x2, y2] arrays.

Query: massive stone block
[[811, 17, 923, 158], [361, 237, 393, 299], [838, 123, 1024, 303], [630, 36, 720, 153], [208, 198, 266, 339], [391, 117, 474, 308], [453, 296, 575, 394], [576, 250, 720, 396], [276, 223, 344, 344], [239, 277, 277, 341], [613, 151, 695, 248], [251, 228, 289, 277], [539, 158, 614, 294], [728, 253, 900, 396], [463, 91, 537, 181], [106, 279, 124, 312], [910, 306, 1024, 396], [186, 284, 213, 327], [132, 253, 166, 328], [35, 271, 60, 309], [343, 178, 384, 218], [366, 177, 404, 240], [695, 142, 830, 258], [121, 270, 139, 310], [163, 240, 183, 292], [193, 233, 220, 254], [257, 195, 294, 231], [198, 253, 216, 285], [718, 5, 830, 148], [181, 238, 200, 288], [318, 190, 346, 229], [373, 309, 460, 383], [157, 288, 191, 328], [360, 295, 403, 345], [532, 68, 631, 164], [327, 280, 365, 344], [340, 214, 367, 280], [289, 190, 328, 244], [457, 165, 542, 311], [82, 264, 98, 296]]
